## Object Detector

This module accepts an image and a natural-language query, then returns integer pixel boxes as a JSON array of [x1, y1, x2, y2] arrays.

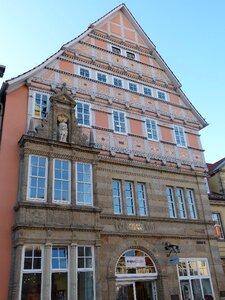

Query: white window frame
[[174, 125, 187, 147], [96, 71, 107, 83], [32, 91, 49, 119], [79, 66, 91, 78], [111, 45, 122, 55], [113, 110, 127, 135], [145, 118, 158, 141], [76, 162, 93, 206], [143, 86, 152, 97], [177, 258, 215, 300], [113, 77, 123, 88], [112, 180, 123, 215], [19, 245, 43, 300], [128, 82, 138, 93], [166, 187, 177, 218], [75, 101, 91, 127], [51, 246, 69, 300], [76, 246, 96, 300], [125, 181, 135, 216], [156, 90, 167, 101], [176, 188, 187, 219], [126, 51, 136, 60], [137, 183, 148, 216], [27, 155, 48, 202], [187, 189, 198, 219], [52, 159, 71, 204]]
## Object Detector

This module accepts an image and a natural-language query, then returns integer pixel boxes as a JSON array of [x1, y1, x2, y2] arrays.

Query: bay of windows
[[112, 180, 148, 216], [177, 258, 214, 300], [20, 245, 95, 300], [166, 187, 198, 220], [27, 155, 93, 206], [76, 102, 90, 126]]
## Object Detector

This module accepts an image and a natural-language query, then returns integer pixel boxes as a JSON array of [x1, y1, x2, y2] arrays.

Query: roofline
[[0, 3, 208, 127]]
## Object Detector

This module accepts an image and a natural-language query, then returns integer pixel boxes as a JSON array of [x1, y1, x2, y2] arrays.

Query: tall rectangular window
[[146, 119, 158, 141], [113, 77, 123, 88], [80, 67, 90, 78], [53, 159, 70, 203], [137, 183, 148, 216], [112, 180, 122, 214], [21, 245, 42, 300], [77, 246, 95, 300], [76, 163, 92, 205], [34, 92, 48, 118], [125, 182, 135, 215], [187, 189, 197, 219], [212, 213, 224, 240], [97, 72, 107, 83], [174, 126, 186, 147], [28, 155, 47, 201], [129, 82, 138, 92], [76, 102, 90, 126], [176, 188, 187, 219], [51, 247, 68, 300], [166, 187, 176, 218], [113, 111, 126, 133]]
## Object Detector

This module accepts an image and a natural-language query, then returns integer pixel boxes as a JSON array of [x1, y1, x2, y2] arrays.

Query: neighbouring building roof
[[207, 157, 225, 175]]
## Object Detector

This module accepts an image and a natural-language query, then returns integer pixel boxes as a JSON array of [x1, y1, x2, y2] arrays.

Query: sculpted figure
[[58, 118, 68, 142]]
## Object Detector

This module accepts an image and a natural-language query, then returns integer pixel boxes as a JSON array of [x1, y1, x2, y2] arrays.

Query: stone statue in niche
[[58, 114, 68, 142]]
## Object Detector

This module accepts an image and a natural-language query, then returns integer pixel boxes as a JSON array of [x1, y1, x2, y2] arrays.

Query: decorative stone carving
[[58, 114, 68, 142]]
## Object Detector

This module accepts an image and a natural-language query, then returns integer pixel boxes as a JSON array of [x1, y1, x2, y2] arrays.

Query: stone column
[[42, 243, 52, 300], [95, 242, 102, 300], [70, 243, 77, 300], [21, 153, 29, 201], [71, 160, 76, 206], [47, 157, 53, 203], [10, 243, 23, 300]]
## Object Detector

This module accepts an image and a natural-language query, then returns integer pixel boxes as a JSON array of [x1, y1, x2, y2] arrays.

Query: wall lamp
[[165, 242, 180, 257]]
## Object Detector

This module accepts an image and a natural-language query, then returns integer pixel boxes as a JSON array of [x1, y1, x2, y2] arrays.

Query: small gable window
[[174, 126, 186, 147], [126, 51, 135, 60], [113, 77, 123, 88], [97, 72, 107, 83], [157, 90, 166, 100], [76, 102, 90, 126], [143, 86, 152, 97], [129, 82, 138, 92], [112, 46, 121, 55], [34, 92, 48, 118], [80, 67, 90, 78]]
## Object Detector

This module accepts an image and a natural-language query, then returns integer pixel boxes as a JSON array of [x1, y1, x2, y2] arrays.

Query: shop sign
[[168, 256, 179, 266], [125, 256, 146, 268]]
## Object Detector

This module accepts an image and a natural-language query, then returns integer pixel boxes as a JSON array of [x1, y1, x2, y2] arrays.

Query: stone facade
[[1, 3, 225, 300]]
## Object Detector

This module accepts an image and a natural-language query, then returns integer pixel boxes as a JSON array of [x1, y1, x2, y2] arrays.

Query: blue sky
[[1, 0, 224, 163]]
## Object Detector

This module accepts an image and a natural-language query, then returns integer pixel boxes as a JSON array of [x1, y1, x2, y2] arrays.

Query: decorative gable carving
[[28, 83, 89, 146]]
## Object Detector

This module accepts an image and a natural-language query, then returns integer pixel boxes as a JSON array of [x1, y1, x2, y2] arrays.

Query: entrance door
[[116, 281, 157, 300]]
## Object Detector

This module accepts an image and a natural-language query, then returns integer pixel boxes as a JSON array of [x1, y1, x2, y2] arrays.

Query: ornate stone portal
[[28, 83, 90, 146]]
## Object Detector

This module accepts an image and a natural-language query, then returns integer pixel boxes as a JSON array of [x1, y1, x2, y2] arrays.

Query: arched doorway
[[115, 249, 158, 300]]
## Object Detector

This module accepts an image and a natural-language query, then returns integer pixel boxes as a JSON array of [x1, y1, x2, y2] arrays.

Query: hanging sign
[[125, 256, 146, 268], [168, 256, 179, 266]]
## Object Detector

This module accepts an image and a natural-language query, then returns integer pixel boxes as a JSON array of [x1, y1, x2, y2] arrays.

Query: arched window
[[115, 249, 157, 279]]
